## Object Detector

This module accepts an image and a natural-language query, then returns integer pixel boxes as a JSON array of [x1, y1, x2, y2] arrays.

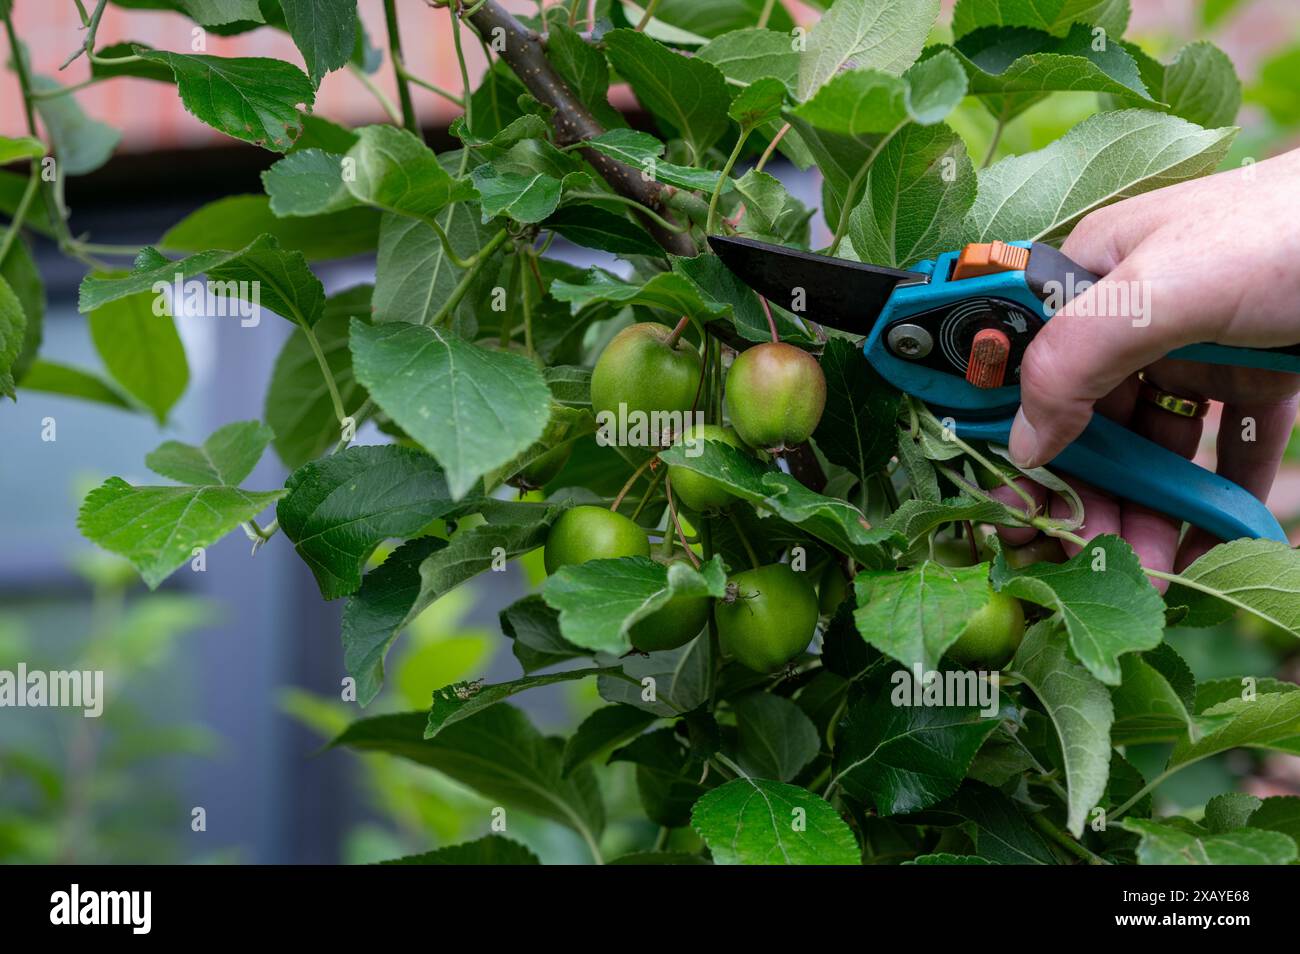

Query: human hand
[[996, 148, 1300, 580]]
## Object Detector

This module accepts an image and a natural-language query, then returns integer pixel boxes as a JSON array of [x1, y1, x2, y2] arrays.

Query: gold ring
[[1137, 372, 1211, 419]]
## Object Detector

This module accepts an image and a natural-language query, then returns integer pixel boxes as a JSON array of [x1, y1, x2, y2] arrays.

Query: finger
[[1052, 479, 1120, 558], [1176, 397, 1299, 570], [1120, 391, 1207, 589], [1010, 260, 1174, 468], [990, 479, 1049, 546]]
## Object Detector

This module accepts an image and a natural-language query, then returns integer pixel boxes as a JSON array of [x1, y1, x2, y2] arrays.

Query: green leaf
[[542, 206, 662, 258], [1249, 797, 1300, 846], [0, 275, 24, 400], [279, 0, 357, 86], [343, 125, 475, 221], [159, 194, 379, 261], [630, 0, 794, 39], [951, 0, 1130, 39], [145, 420, 273, 486], [1164, 539, 1300, 638], [262, 148, 354, 216], [373, 204, 498, 328], [27, 72, 120, 176], [542, 556, 726, 654], [1168, 690, 1300, 771], [500, 593, 588, 674], [277, 446, 458, 600], [343, 513, 559, 703], [426, 668, 613, 739], [546, 21, 625, 129], [990, 534, 1165, 685], [1203, 793, 1262, 834], [691, 777, 860, 865], [18, 359, 131, 410], [563, 705, 657, 776], [602, 28, 730, 162], [1145, 41, 1241, 127], [908, 853, 995, 865], [943, 23, 1149, 120], [1010, 620, 1112, 837], [264, 295, 370, 469], [813, 337, 900, 482], [597, 638, 714, 717], [550, 267, 729, 322], [939, 782, 1056, 864], [853, 561, 992, 672], [790, 53, 968, 223], [580, 128, 725, 192], [469, 165, 563, 224], [136, 48, 314, 151], [847, 123, 975, 269], [671, 253, 811, 343], [883, 496, 1023, 552], [659, 441, 901, 568], [2, 235, 43, 385], [797, 0, 940, 100], [697, 28, 799, 92], [832, 681, 999, 815], [349, 320, 551, 499], [379, 835, 540, 866], [965, 109, 1235, 246], [731, 692, 820, 783], [85, 289, 188, 422], [79, 477, 284, 589], [342, 537, 446, 707], [728, 77, 786, 129], [332, 707, 605, 845], [79, 234, 325, 328], [0, 135, 43, 164], [610, 729, 709, 827], [177, 0, 265, 26], [1110, 652, 1198, 745], [731, 169, 812, 245], [1120, 818, 1297, 865]]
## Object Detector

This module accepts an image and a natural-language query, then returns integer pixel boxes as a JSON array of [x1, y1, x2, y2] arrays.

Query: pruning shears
[[709, 235, 1300, 543]]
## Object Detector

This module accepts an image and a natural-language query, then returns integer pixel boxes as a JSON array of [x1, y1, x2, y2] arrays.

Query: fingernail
[[1009, 408, 1041, 468]]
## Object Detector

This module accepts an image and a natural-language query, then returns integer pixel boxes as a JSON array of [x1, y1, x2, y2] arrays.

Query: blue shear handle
[[955, 415, 1288, 543]]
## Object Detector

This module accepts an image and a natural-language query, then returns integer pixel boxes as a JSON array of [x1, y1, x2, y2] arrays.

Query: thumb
[[1009, 260, 1171, 468]]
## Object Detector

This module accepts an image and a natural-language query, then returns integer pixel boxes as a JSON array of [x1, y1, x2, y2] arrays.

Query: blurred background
[[0, 0, 1298, 864]]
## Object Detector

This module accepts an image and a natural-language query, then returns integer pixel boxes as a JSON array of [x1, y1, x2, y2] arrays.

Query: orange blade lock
[[966, 327, 1011, 389]]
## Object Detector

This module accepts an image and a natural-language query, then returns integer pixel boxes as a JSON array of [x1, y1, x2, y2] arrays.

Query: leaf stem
[[395, 57, 465, 107], [383, 0, 420, 133], [758, 295, 779, 344], [348, 63, 403, 125], [1030, 811, 1109, 865], [756, 0, 779, 28], [826, 121, 903, 256], [754, 122, 789, 174], [982, 111, 1009, 170], [302, 325, 348, 425], [565, 191, 690, 233], [706, 130, 747, 235], [611, 456, 656, 513], [0, 173, 39, 268], [665, 477, 701, 569], [728, 509, 760, 569], [450, 3, 475, 176], [634, 0, 663, 29], [59, 0, 106, 69], [432, 228, 509, 326]]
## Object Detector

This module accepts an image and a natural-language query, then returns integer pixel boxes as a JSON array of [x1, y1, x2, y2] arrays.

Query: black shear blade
[[708, 234, 928, 336]]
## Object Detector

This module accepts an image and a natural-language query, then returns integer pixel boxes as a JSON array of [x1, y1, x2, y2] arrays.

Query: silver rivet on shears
[[887, 324, 933, 359]]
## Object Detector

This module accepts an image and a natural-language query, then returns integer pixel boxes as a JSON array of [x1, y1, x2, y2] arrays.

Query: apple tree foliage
[[4, 0, 1300, 865]]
